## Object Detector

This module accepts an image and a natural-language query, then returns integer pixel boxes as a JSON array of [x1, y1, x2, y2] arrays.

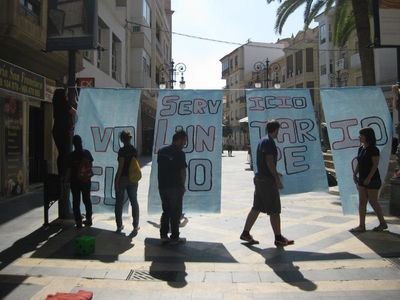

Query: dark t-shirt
[[66, 149, 94, 181], [118, 144, 138, 177], [256, 135, 277, 178], [357, 145, 380, 180], [157, 144, 187, 189]]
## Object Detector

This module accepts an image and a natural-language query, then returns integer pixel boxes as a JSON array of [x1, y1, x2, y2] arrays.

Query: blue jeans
[[115, 176, 139, 228], [159, 188, 183, 239]]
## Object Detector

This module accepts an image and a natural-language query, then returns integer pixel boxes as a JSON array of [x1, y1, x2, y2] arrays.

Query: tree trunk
[[352, 0, 376, 86]]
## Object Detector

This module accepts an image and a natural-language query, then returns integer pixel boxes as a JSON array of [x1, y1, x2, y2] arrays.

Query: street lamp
[[253, 58, 281, 88], [159, 60, 187, 89]]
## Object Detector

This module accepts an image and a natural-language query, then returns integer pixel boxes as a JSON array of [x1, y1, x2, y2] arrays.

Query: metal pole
[[266, 58, 270, 89]]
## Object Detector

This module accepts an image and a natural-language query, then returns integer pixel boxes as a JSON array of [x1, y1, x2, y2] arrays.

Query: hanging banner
[[148, 89, 223, 214], [320, 87, 392, 215], [246, 88, 328, 194], [74, 88, 141, 213]]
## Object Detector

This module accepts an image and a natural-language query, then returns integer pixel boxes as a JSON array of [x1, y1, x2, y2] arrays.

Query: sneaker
[[274, 235, 294, 246], [240, 234, 259, 244], [160, 235, 170, 243], [117, 225, 124, 231], [170, 237, 186, 245], [83, 220, 92, 226], [76, 223, 82, 229]]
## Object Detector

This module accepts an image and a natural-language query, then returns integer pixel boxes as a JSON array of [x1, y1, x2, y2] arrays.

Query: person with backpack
[[65, 135, 94, 228], [115, 129, 140, 232]]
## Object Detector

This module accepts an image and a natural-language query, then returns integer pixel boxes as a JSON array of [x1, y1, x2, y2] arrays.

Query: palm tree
[[266, 0, 375, 85]]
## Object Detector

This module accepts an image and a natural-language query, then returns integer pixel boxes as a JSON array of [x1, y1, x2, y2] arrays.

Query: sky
[[171, 0, 314, 90]]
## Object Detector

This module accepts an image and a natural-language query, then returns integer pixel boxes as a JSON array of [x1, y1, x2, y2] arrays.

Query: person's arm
[[364, 155, 379, 185], [115, 156, 124, 193], [266, 154, 283, 189], [353, 163, 359, 184], [69, 107, 77, 117], [180, 168, 187, 193]]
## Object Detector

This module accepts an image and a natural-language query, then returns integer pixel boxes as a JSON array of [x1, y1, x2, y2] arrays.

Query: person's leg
[[71, 183, 82, 226], [127, 182, 139, 229], [52, 129, 70, 177], [115, 177, 127, 229], [270, 214, 281, 235], [357, 186, 368, 229], [81, 181, 92, 223], [159, 189, 171, 237], [169, 188, 183, 240], [243, 209, 260, 232], [367, 188, 387, 229]]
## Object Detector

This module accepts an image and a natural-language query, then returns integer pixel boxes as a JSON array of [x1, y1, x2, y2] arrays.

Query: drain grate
[[126, 270, 177, 281]]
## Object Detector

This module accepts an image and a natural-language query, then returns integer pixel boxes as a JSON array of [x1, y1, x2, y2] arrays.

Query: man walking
[[240, 120, 294, 246], [157, 130, 188, 244]]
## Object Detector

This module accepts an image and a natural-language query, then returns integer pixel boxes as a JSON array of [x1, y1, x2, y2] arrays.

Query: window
[[235, 74, 238, 83], [328, 24, 332, 42], [97, 27, 102, 69], [355, 40, 359, 53], [19, 0, 41, 24], [306, 48, 313, 72], [222, 60, 229, 76], [230, 59, 233, 69], [321, 64, 326, 75], [112, 34, 122, 82], [295, 50, 303, 75], [235, 92, 238, 102], [143, 0, 151, 25], [286, 55, 293, 78], [143, 50, 151, 75], [320, 24, 326, 44], [235, 55, 238, 66]]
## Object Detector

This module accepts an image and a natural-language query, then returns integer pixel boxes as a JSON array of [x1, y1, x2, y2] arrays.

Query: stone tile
[[204, 271, 232, 283], [232, 272, 260, 283]]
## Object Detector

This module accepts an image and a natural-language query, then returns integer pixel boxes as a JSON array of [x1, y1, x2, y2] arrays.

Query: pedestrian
[[52, 88, 76, 177], [226, 134, 234, 157], [115, 129, 140, 232], [240, 119, 294, 246], [157, 130, 188, 244], [65, 135, 93, 228], [350, 127, 387, 232]]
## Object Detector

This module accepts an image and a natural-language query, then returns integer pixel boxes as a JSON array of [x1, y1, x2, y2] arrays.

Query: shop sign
[[0, 59, 45, 100], [77, 77, 95, 87]]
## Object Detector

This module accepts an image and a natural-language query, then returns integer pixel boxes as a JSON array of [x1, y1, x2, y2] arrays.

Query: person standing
[[115, 130, 140, 232], [350, 127, 388, 232], [157, 130, 188, 244], [65, 135, 93, 228], [52, 88, 76, 177], [226, 134, 234, 157], [240, 120, 294, 246]]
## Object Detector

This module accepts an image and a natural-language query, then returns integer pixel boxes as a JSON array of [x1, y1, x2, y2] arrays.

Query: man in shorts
[[240, 119, 294, 246]]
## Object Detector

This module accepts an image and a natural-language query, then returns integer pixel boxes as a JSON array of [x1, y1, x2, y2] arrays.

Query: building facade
[[0, 0, 173, 198]]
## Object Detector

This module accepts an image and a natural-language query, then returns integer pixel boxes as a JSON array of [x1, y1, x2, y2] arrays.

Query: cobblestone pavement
[[1, 151, 400, 299]]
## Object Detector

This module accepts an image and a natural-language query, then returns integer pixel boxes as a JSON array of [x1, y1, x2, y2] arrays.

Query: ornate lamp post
[[159, 60, 187, 89], [253, 58, 281, 89], [328, 70, 348, 87]]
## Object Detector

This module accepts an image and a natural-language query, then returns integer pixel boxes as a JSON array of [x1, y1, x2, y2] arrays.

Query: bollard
[[389, 177, 400, 216]]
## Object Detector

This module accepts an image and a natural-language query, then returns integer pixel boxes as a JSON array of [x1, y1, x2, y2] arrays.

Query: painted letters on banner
[[246, 88, 328, 194], [147, 90, 223, 214], [320, 87, 392, 215], [74, 88, 141, 214]]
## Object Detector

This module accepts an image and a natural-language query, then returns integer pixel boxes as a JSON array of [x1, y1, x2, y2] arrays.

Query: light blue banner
[[148, 89, 223, 214], [74, 88, 141, 214], [246, 88, 328, 194], [320, 87, 392, 215]]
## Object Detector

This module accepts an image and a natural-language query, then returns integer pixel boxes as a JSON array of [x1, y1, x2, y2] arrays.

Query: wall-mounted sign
[[0, 59, 45, 100], [77, 77, 95, 87], [46, 0, 98, 51]]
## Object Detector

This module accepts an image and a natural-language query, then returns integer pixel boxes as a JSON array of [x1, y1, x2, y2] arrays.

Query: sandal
[[372, 223, 388, 231], [349, 225, 366, 232]]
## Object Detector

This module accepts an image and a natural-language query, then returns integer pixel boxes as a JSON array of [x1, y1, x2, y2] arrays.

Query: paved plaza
[[1, 151, 400, 299]]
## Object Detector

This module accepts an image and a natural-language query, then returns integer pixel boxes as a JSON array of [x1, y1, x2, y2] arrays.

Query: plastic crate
[[75, 236, 95, 254]]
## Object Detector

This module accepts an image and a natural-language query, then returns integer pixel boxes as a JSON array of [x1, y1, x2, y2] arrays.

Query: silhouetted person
[[52, 88, 76, 177]]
